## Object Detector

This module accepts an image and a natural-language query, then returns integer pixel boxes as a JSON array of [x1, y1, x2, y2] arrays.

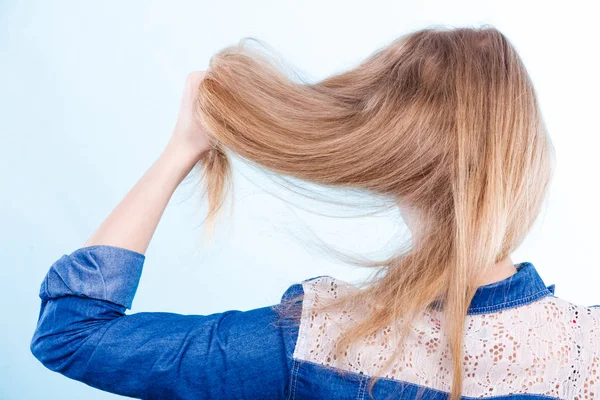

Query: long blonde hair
[[195, 24, 554, 399]]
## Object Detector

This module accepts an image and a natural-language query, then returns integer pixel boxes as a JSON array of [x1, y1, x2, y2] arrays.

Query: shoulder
[[506, 294, 600, 347], [271, 276, 357, 367], [281, 275, 361, 362], [538, 295, 600, 332], [530, 295, 600, 396]]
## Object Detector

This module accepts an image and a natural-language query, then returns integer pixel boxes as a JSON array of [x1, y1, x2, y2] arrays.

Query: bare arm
[[83, 71, 211, 254]]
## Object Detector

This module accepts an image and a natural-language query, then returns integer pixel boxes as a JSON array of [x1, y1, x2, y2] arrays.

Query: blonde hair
[[195, 24, 554, 399]]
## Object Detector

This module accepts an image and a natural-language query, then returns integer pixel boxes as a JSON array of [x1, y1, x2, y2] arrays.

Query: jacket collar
[[467, 262, 555, 315]]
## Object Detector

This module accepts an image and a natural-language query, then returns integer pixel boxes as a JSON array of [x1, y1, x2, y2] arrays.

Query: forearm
[[83, 139, 201, 254]]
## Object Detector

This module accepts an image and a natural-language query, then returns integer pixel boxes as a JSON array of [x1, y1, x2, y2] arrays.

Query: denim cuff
[[39, 245, 146, 310]]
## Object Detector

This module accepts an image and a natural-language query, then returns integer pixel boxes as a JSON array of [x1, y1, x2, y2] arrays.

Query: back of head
[[196, 25, 554, 399]]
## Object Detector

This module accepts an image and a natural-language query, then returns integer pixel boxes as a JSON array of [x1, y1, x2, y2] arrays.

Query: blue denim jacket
[[31, 245, 600, 399]]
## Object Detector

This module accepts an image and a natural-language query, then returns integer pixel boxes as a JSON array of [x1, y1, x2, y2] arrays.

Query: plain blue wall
[[1, 1, 598, 398]]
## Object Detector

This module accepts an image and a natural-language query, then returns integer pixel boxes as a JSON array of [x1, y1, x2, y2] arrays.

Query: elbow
[[30, 300, 58, 370], [30, 329, 53, 369], [30, 315, 101, 376], [29, 296, 115, 373], [30, 320, 73, 372]]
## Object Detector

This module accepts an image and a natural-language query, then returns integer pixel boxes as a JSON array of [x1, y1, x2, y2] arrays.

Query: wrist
[[159, 141, 203, 182], [164, 138, 207, 166]]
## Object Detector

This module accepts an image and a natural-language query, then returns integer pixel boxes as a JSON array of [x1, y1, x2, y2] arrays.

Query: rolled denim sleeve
[[39, 245, 145, 309], [30, 245, 302, 400]]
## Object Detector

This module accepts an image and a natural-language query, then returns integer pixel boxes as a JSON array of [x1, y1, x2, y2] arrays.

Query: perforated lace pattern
[[292, 276, 600, 399]]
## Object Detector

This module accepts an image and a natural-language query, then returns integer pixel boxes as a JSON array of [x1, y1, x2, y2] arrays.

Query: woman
[[30, 25, 600, 400]]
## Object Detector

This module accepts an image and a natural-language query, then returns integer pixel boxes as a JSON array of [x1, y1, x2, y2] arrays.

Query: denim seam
[[288, 280, 313, 400], [357, 374, 367, 400], [287, 359, 300, 400], [468, 288, 551, 314]]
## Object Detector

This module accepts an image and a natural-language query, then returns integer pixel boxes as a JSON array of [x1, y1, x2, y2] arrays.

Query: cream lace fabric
[[292, 276, 600, 399]]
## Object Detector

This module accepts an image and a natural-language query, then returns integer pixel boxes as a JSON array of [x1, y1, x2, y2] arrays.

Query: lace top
[[292, 272, 600, 399]]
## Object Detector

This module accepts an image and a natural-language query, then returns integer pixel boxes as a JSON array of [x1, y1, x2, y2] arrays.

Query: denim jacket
[[30, 245, 600, 399]]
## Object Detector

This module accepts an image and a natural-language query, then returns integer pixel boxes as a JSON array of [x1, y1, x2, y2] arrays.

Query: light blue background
[[1, 1, 598, 399]]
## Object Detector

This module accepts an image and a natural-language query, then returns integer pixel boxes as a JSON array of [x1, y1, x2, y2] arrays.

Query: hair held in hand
[[194, 25, 554, 399]]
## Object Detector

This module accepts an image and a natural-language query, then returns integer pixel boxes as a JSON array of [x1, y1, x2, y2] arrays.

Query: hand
[[168, 71, 213, 162], [83, 71, 216, 253]]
